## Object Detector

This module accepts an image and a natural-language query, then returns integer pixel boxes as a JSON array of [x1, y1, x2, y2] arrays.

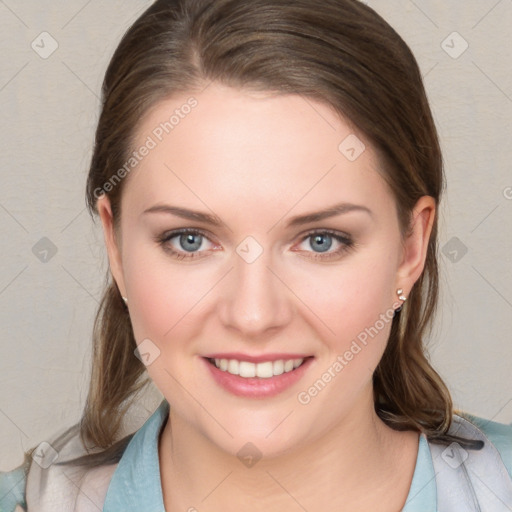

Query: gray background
[[1, 0, 511, 469]]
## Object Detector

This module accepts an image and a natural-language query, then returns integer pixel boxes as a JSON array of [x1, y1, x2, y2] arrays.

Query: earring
[[394, 288, 407, 317], [122, 296, 128, 304]]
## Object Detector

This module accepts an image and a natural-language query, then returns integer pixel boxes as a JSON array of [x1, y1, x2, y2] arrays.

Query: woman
[[1, 0, 511, 510]]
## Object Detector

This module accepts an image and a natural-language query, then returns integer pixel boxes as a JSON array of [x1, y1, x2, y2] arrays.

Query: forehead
[[123, 83, 394, 223]]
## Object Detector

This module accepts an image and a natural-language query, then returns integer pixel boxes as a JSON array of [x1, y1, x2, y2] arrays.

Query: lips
[[202, 353, 314, 398]]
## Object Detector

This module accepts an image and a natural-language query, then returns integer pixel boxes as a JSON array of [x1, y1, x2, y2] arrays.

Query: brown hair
[[49, 0, 481, 468]]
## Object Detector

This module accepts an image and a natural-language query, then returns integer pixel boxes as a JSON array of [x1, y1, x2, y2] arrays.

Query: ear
[[97, 194, 127, 298], [396, 195, 436, 293]]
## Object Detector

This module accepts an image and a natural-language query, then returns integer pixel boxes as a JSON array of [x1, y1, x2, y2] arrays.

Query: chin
[[201, 410, 314, 462]]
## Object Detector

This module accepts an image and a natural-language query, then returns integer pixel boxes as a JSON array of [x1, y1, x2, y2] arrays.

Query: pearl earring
[[397, 289, 407, 302], [122, 296, 128, 304]]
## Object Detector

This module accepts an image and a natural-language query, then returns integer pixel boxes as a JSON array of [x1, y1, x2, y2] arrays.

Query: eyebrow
[[285, 202, 373, 227], [142, 201, 372, 228], [142, 204, 224, 227]]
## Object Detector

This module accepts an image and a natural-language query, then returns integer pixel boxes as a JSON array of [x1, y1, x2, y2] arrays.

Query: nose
[[217, 244, 293, 338]]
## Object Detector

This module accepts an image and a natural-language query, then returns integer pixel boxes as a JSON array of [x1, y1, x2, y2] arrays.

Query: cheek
[[121, 240, 215, 343], [287, 252, 398, 350], [123, 239, 225, 352], [290, 260, 397, 415]]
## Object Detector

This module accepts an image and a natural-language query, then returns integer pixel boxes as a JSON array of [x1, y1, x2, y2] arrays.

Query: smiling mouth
[[206, 357, 309, 378]]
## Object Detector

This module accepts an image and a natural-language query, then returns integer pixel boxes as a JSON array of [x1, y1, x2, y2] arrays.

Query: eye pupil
[[310, 234, 332, 253], [180, 233, 202, 252]]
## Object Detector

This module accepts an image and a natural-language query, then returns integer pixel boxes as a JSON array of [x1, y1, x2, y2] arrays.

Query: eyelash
[[156, 228, 355, 261]]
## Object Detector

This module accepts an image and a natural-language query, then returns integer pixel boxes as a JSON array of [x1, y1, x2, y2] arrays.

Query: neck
[[158, 389, 418, 511]]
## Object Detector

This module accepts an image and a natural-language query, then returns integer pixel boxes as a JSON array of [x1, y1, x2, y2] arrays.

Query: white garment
[[25, 425, 117, 511]]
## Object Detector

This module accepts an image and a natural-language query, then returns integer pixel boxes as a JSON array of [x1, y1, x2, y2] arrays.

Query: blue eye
[[295, 230, 354, 260], [157, 228, 354, 262], [309, 233, 333, 253], [157, 229, 215, 260], [178, 233, 204, 252]]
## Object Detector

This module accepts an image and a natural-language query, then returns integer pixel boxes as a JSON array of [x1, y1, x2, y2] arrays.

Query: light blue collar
[[103, 399, 170, 512], [103, 399, 436, 511], [402, 433, 437, 511]]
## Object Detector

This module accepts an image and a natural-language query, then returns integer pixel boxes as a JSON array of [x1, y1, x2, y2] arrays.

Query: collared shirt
[[92, 400, 512, 511], [1, 399, 511, 511], [103, 399, 438, 511]]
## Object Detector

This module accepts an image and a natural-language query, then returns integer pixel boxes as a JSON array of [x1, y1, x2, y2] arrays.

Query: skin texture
[[97, 83, 435, 511]]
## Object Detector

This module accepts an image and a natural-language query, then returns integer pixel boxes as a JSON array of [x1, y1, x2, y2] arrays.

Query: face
[[98, 83, 433, 458]]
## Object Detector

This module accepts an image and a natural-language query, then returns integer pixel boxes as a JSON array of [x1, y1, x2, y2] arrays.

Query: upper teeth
[[213, 358, 304, 378]]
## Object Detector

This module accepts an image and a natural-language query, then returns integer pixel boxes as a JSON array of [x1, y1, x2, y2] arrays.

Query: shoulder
[[1, 424, 119, 512], [0, 456, 30, 511], [455, 412, 512, 478]]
